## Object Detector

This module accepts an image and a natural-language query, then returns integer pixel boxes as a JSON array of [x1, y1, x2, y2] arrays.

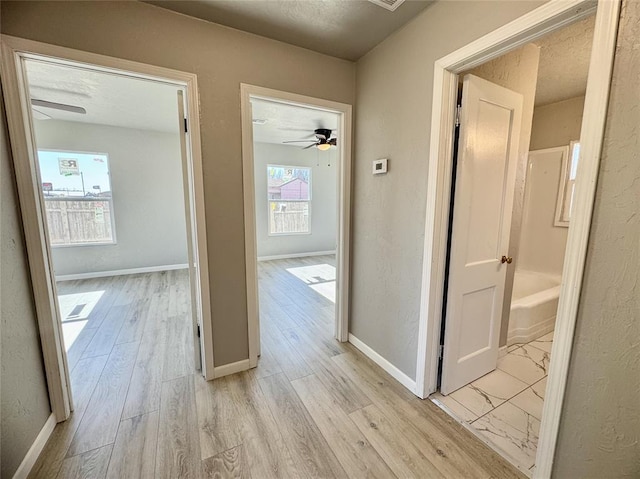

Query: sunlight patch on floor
[[310, 281, 336, 303], [286, 263, 336, 303], [57, 290, 104, 351]]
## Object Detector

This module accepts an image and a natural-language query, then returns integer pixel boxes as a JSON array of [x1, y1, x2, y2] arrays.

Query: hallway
[[30, 258, 523, 478]]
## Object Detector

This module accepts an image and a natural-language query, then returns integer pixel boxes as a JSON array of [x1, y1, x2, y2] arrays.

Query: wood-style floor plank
[[291, 373, 396, 478], [29, 355, 109, 479], [121, 324, 166, 420], [350, 404, 444, 478], [259, 373, 348, 478], [55, 445, 112, 479], [281, 327, 371, 414], [260, 319, 313, 381], [106, 411, 159, 479], [162, 313, 194, 381], [80, 304, 130, 359], [68, 341, 139, 456], [195, 375, 242, 460], [225, 372, 299, 478], [201, 445, 252, 479], [156, 374, 200, 479]]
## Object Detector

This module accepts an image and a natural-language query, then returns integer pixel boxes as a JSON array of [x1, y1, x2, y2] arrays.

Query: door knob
[[501, 255, 513, 264]]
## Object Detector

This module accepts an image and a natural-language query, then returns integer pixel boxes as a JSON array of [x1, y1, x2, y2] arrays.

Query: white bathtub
[[507, 270, 561, 345]]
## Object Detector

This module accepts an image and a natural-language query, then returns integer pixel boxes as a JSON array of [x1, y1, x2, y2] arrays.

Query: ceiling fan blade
[[278, 127, 315, 132], [302, 143, 317, 150], [283, 140, 317, 143], [31, 99, 86, 114], [32, 108, 53, 120]]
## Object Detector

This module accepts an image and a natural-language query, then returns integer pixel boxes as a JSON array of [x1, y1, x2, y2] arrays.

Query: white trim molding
[[257, 250, 336, 262], [348, 334, 417, 393], [240, 84, 353, 370], [413, 1, 620, 478], [12, 413, 56, 479], [213, 359, 252, 379], [0, 35, 216, 420], [55, 264, 189, 282]]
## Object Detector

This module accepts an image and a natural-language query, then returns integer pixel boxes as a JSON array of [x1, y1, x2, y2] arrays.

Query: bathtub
[[507, 270, 561, 346]]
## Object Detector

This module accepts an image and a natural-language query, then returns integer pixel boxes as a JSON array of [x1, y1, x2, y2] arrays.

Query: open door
[[440, 74, 523, 395], [177, 90, 204, 372]]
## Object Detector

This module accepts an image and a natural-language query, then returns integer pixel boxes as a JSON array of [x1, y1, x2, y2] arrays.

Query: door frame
[[240, 84, 352, 367], [413, 0, 620, 477], [0, 35, 215, 422]]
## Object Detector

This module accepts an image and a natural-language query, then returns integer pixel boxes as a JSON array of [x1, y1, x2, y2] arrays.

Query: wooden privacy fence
[[44, 198, 114, 245], [269, 201, 309, 234]]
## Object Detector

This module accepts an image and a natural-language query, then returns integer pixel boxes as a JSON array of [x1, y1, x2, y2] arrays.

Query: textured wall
[[0, 0, 355, 366], [253, 143, 337, 258], [1, 91, 52, 478], [34, 120, 188, 277], [352, 0, 544, 377], [530, 95, 585, 150], [553, 1, 640, 476], [466, 43, 541, 347]]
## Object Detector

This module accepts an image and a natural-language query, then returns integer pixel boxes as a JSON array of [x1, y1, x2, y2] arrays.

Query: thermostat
[[373, 158, 388, 175]]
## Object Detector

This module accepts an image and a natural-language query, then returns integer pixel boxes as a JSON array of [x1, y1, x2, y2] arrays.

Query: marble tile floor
[[431, 331, 554, 474]]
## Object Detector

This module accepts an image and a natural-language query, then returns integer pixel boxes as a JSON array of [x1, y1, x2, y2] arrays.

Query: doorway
[[413, 1, 619, 478], [1, 36, 214, 423], [240, 85, 352, 371]]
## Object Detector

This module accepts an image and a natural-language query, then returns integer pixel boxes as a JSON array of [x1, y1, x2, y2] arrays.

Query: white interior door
[[177, 90, 204, 372], [440, 74, 523, 395]]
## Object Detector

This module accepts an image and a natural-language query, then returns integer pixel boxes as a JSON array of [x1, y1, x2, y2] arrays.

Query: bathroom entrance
[[430, 13, 596, 473]]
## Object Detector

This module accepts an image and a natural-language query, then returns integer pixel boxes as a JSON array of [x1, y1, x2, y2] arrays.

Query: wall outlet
[[373, 158, 388, 175]]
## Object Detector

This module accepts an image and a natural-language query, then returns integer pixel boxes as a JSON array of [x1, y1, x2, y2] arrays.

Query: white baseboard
[[55, 263, 189, 282], [257, 250, 336, 262], [348, 334, 417, 395], [213, 358, 251, 379], [12, 413, 56, 479], [499, 345, 508, 358]]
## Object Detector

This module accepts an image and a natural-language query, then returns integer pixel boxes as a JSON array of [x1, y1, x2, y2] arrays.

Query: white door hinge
[[455, 105, 462, 127], [438, 344, 444, 359]]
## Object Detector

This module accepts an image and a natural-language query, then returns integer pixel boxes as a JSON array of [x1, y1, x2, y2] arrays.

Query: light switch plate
[[373, 158, 388, 175]]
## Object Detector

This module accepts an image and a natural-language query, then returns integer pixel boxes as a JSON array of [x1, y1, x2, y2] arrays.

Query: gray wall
[[530, 95, 585, 150], [1, 91, 52, 478], [33, 120, 188, 277], [553, 1, 640, 476], [0, 0, 356, 367], [351, 0, 545, 377], [254, 142, 336, 258], [467, 43, 541, 347]]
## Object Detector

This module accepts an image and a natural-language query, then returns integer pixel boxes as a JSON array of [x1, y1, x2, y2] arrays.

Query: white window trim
[[554, 140, 580, 227]]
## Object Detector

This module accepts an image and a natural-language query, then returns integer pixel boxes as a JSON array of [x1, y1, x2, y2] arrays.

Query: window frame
[[266, 164, 312, 236], [554, 141, 579, 228], [37, 148, 118, 247]]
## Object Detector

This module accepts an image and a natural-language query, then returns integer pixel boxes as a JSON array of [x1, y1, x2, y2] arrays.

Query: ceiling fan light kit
[[283, 128, 337, 151]]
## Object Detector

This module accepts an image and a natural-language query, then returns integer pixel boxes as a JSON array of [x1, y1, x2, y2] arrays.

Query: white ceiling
[[144, 0, 433, 61], [533, 15, 595, 106], [25, 60, 181, 133], [251, 98, 339, 146]]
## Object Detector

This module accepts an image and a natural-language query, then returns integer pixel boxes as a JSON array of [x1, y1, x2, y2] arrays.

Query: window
[[555, 141, 580, 227], [37, 150, 116, 246], [267, 165, 311, 235]]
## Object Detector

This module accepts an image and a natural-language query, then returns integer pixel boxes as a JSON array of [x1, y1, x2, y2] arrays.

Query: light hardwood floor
[[31, 257, 524, 478]]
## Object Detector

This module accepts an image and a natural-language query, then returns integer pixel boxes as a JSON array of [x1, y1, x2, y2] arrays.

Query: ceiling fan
[[30, 98, 87, 120], [283, 128, 337, 151]]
